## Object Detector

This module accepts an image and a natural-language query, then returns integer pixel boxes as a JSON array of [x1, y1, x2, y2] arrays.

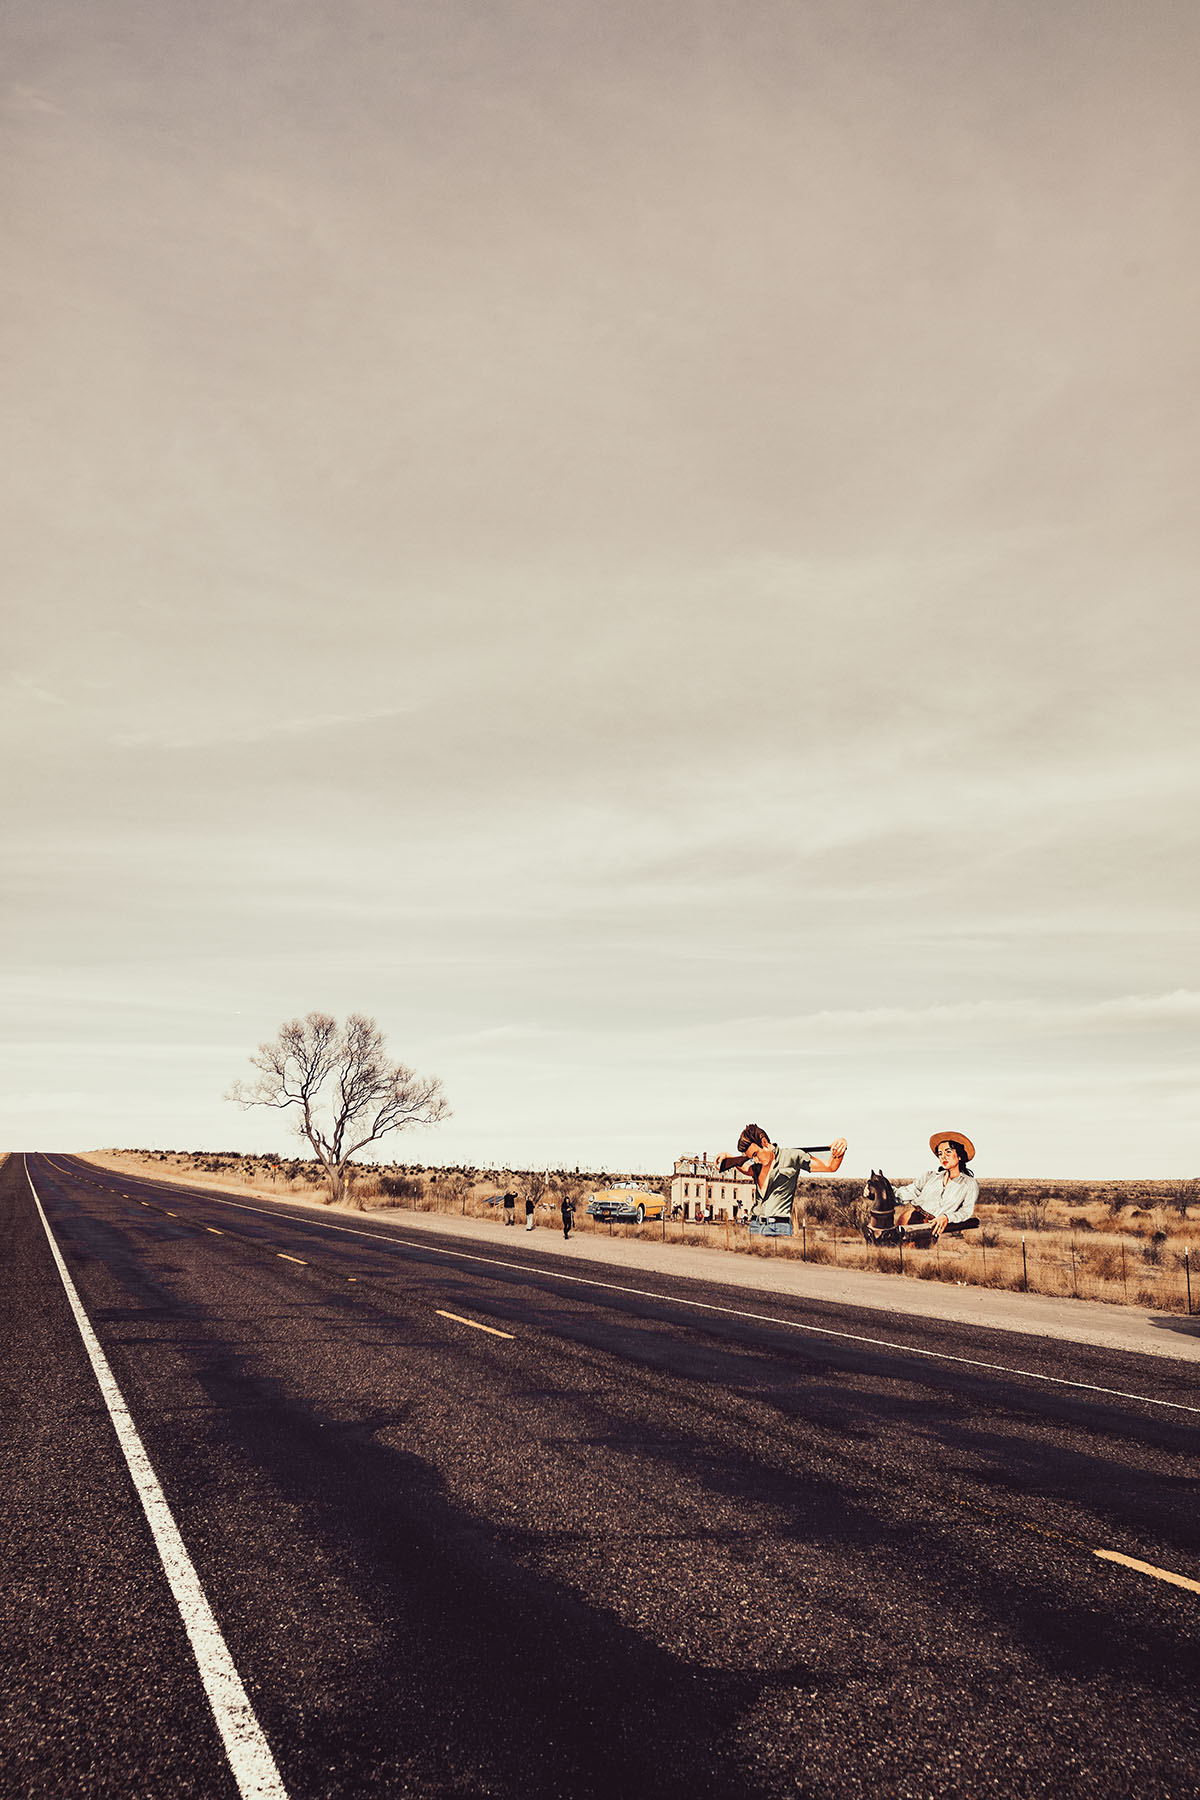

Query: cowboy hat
[[929, 1131, 975, 1163]]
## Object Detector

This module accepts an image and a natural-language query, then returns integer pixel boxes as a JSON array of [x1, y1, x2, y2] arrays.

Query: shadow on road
[[1146, 1313, 1200, 1339]]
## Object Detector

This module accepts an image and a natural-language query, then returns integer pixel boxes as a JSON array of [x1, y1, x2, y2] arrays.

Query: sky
[[3, 0, 1198, 1177]]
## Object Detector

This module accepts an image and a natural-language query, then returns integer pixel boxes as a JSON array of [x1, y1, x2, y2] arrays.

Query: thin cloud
[[715, 992, 1200, 1042], [5, 671, 68, 706], [114, 704, 413, 751]]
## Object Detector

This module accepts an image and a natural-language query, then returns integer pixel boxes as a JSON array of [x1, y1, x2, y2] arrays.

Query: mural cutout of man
[[716, 1124, 848, 1237]]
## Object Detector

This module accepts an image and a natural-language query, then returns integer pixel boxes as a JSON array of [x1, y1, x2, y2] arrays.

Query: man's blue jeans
[[748, 1219, 793, 1237]]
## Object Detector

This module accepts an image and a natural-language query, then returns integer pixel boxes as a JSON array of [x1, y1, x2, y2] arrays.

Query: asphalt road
[[3, 1153, 1199, 1800]]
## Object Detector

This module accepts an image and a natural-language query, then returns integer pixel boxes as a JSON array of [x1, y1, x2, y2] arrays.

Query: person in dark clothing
[[525, 1194, 535, 1232], [561, 1195, 575, 1239], [502, 1191, 517, 1226]]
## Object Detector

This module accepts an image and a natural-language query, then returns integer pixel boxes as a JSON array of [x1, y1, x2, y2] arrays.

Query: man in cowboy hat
[[892, 1133, 979, 1241]]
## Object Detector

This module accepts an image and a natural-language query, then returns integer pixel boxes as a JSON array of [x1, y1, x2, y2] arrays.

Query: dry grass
[[83, 1152, 1199, 1314], [85, 1146, 332, 1199]]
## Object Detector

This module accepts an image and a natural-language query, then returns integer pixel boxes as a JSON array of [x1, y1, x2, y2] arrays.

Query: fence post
[[1122, 1241, 1128, 1302], [898, 1234, 903, 1276], [1070, 1238, 1077, 1299], [801, 1220, 807, 1261], [1022, 1235, 1028, 1292], [1186, 1248, 1192, 1315]]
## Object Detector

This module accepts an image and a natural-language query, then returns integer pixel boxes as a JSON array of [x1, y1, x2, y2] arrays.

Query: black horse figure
[[861, 1170, 901, 1244], [861, 1168, 981, 1248]]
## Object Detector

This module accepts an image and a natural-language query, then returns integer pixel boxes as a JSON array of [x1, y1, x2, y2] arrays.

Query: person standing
[[525, 1193, 535, 1231], [716, 1124, 847, 1237], [503, 1190, 517, 1226], [561, 1194, 575, 1240]]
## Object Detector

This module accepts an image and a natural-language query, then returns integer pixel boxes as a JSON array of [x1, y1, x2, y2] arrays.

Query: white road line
[[1093, 1549, 1200, 1595], [76, 1171, 1200, 1419], [24, 1161, 289, 1800]]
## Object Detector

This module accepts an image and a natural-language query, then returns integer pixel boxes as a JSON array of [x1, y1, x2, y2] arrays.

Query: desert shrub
[[792, 1179, 864, 1223], [1087, 1246, 1123, 1280], [797, 1192, 839, 1224], [1069, 1215, 1093, 1231], [1018, 1193, 1052, 1231], [1142, 1236, 1165, 1265], [787, 1235, 834, 1265], [433, 1172, 470, 1211], [912, 1259, 948, 1282], [1169, 1178, 1200, 1216], [379, 1174, 423, 1202]]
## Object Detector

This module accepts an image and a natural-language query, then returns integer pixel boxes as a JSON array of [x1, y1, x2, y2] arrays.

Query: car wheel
[[635, 1204, 645, 1224]]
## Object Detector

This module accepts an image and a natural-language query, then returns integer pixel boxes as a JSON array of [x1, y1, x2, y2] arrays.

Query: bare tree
[[227, 1012, 449, 1206]]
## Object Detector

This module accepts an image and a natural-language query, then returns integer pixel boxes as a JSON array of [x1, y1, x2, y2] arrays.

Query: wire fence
[[507, 1205, 1197, 1315]]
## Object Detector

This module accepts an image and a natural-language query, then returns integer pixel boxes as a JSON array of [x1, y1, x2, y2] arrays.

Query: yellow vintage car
[[585, 1184, 666, 1225]]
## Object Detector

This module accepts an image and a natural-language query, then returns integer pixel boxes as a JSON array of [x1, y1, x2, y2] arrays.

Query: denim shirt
[[895, 1169, 978, 1225]]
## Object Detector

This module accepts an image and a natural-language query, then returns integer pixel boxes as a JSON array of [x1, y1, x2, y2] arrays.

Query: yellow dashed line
[[1094, 1550, 1200, 1595], [954, 1495, 1200, 1601], [206, 1228, 223, 1235], [277, 1253, 308, 1265], [436, 1309, 514, 1339]]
